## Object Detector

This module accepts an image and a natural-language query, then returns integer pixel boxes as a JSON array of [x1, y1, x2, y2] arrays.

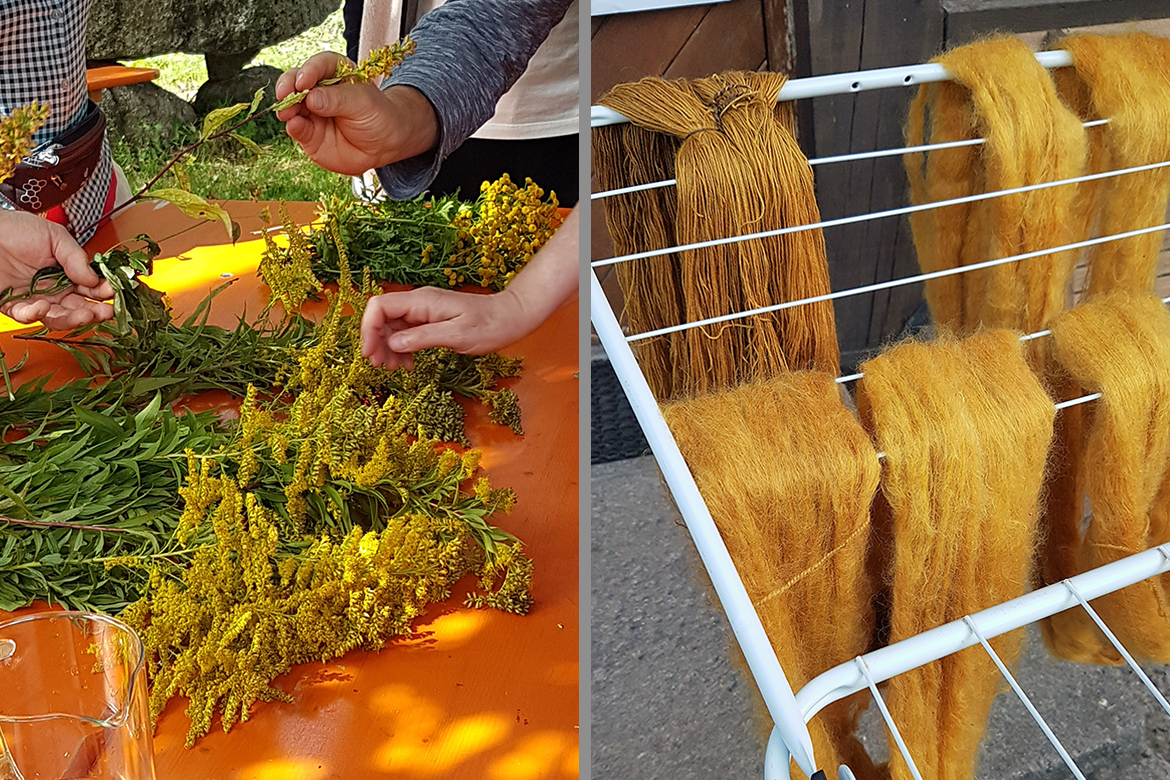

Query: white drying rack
[[590, 50, 1170, 780]]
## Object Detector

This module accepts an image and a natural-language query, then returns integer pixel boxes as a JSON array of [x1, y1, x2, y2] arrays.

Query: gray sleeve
[[374, 0, 574, 199]]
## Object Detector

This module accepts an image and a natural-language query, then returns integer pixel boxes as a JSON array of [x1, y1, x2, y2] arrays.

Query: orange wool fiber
[[661, 371, 880, 777], [1051, 33, 1170, 296], [904, 36, 1087, 341], [1040, 294, 1170, 664], [595, 71, 839, 400], [856, 330, 1055, 780]]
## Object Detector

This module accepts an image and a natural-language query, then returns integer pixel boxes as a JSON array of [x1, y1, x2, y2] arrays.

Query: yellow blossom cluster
[[336, 39, 417, 82], [119, 241, 534, 745], [0, 102, 48, 184], [122, 476, 479, 746], [450, 174, 561, 289], [258, 202, 323, 313]]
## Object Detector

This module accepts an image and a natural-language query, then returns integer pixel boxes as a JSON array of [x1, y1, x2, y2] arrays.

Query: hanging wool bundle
[[856, 330, 1055, 780], [1051, 33, 1170, 297], [662, 371, 879, 776], [595, 72, 839, 400], [904, 36, 1087, 340], [593, 124, 687, 398], [1039, 294, 1170, 664]]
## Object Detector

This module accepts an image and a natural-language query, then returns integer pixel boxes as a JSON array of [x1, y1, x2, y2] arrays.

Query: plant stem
[[74, 102, 288, 238], [0, 515, 130, 534]]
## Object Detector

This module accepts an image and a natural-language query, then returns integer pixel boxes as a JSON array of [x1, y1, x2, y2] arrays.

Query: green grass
[[112, 130, 351, 204], [112, 9, 350, 203]]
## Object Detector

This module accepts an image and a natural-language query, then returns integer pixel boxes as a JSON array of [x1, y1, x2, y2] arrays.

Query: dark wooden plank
[[943, 0, 1170, 44], [592, 15, 608, 37], [589, 4, 712, 100], [802, 0, 944, 367], [762, 0, 793, 73], [664, 0, 768, 79]]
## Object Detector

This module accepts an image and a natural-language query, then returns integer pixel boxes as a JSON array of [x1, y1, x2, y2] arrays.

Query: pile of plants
[[0, 54, 547, 744], [272, 172, 562, 292]]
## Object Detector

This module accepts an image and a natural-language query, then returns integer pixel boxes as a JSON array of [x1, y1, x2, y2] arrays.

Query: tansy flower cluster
[[261, 174, 561, 294], [450, 173, 561, 289]]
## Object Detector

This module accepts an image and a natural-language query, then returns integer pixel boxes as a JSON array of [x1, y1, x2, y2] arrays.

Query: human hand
[[0, 211, 113, 330], [361, 207, 579, 371], [275, 51, 439, 176], [361, 287, 536, 372]]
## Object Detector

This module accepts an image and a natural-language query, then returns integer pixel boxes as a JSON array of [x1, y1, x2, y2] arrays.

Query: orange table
[[85, 65, 160, 102], [0, 201, 580, 780]]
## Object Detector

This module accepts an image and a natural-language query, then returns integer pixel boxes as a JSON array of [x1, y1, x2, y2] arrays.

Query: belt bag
[[0, 101, 106, 215]]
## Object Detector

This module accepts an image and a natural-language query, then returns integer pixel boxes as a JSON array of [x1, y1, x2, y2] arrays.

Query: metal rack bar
[[963, 617, 1087, 780], [625, 221, 1170, 343], [762, 544, 1170, 778], [590, 120, 1111, 201], [1065, 579, 1170, 719], [594, 159, 1170, 269], [590, 270, 818, 776], [590, 49, 1074, 127]]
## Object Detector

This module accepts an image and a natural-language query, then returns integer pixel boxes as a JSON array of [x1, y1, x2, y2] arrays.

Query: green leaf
[[173, 160, 192, 193], [249, 87, 265, 116], [228, 132, 264, 157], [130, 376, 182, 397], [133, 393, 163, 432], [148, 189, 236, 242], [201, 102, 249, 140], [272, 90, 308, 112], [71, 403, 124, 440]]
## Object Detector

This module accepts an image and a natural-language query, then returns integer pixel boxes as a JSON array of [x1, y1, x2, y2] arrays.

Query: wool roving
[[856, 330, 1055, 780], [1052, 33, 1170, 297], [595, 72, 839, 400], [1040, 294, 1170, 664], [662, 371, 880, 776], [904, 37, 1087, 341]]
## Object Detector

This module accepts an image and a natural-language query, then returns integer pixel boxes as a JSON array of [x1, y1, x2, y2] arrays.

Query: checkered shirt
[[0, 0, 112, 244]]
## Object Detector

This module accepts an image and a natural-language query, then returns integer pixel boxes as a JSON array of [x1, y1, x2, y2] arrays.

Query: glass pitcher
[[0, 612, 155, 780]]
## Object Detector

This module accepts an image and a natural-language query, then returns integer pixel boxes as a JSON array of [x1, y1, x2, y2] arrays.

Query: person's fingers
[[386, 320, 467, 354], [302, 83, 371, 119], [3, 298, 50, 324], [39, 299, 113, 331], [74, 280, 114, 301], [47, 225, 98, 287], [284, 114, 317, 147], [294, 52, 350, 92], [275, 67, 299, 102]]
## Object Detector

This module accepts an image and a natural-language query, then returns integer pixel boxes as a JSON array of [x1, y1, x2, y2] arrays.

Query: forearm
[[375, 0, 573, 198], [501, 206, 579, 332]]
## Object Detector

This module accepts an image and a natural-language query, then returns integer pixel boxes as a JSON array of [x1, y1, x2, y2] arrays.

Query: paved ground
[[591, 454, 1170, 780]]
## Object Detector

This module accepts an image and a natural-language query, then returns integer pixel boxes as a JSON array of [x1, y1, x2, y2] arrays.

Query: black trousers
[[343, 0, 364, 64], [428, 133, 579, 206]]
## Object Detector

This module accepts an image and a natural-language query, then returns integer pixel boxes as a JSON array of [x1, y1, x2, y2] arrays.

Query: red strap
[[42, 170, 117, 234], [45, 205, 68, 226]]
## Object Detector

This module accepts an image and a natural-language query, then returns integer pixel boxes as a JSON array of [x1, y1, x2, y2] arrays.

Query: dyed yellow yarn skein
[[593, 124, 688, 398], [1052, 33, 1170, 296], [904, 36, 1087, 340], [596, 72, 839, 400], [662, 372, 880, 778], [857, 330, 1055, 780], [1040, 294, 1170, 664]]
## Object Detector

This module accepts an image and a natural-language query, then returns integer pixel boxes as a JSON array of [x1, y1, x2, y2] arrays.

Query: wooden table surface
[[0, 201, 580, 780]]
